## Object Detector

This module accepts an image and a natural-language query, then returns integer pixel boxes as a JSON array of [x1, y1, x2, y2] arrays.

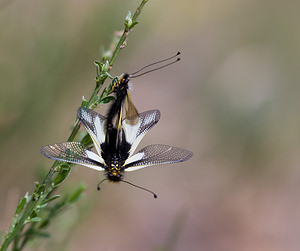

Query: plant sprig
[[0, 1, 149, 250]]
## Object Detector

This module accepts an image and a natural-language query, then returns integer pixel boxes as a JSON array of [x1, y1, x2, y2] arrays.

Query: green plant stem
[[109, 0, 148, 67], [0, 1, 149, 250], [132, 0, 148, 20]]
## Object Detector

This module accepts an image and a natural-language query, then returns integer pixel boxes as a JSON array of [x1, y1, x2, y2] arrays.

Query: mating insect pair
[[39, 53, 192, 198]]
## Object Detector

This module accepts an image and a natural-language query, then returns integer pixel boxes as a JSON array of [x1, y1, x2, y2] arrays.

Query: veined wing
[[124, 144, 193, 171], [77, 107, 106, 159], [122, 110, 160, 157], [124, 90, 139, 125], [39, 142, 105, 171]]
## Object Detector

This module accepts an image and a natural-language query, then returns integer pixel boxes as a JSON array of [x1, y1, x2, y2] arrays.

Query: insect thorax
[[112, 73, 130, 92], [106, 154, 124, 181]]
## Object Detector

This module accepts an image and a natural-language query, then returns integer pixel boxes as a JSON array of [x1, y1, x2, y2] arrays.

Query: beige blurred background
[[1, 0, 300, 250]]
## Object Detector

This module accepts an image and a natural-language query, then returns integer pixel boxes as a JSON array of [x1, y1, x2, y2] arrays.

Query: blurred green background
[[1, 0, 300, 250]]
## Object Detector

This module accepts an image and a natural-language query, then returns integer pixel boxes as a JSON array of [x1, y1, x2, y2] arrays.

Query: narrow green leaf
[[30, 217, 41, 222], [30, 210, 37, 219], [53, 166, 71, 187], [15, 197, 27, 215], [41, 195, 61, 205], [94, 60, 102, 71], [37, 203, 48, 209], [100, 96, 115, 104], [129, 21, 139, 29], [34, 231, 51, 238], [68, 182, 86, 203]]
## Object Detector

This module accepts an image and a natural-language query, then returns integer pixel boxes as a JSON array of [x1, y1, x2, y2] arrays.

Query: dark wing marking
[[122, 110, 160, 157], [124, 144, 193, 171], [39, 142, 106, 171], [77, 107, 106, 157]]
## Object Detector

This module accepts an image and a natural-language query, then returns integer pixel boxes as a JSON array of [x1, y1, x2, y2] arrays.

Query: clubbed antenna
[[97, 178, 108, 191], [121, 180, 158, 199], [129, 52, 181, 78]]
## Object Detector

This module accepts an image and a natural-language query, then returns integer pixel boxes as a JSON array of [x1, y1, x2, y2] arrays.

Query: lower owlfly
[[40, 107, 192, 198]]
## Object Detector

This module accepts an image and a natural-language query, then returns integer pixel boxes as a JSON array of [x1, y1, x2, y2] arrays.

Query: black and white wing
[[77, 107, 106, 162], [39, 142, 105, 171], [124, 144, 193, 171], [122, 110, 160, 157]]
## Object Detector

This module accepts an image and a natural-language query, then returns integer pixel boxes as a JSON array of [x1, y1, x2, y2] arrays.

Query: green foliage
[[53, 164, 71, 187], [80, 132, 94, 147], [0, 0, 149, 250], [15, 197, 27, 216], [41, 195, 61, 205], [67, 183, 86, 204], [125, 11, 139, 30]]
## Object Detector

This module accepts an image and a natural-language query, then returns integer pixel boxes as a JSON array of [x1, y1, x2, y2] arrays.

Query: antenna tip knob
[[154, 194, 158, 199]]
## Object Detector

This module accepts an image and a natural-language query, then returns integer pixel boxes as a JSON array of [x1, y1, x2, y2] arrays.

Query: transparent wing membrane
[[39, 142, 105, 171], [124, 144, 193, 171]]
